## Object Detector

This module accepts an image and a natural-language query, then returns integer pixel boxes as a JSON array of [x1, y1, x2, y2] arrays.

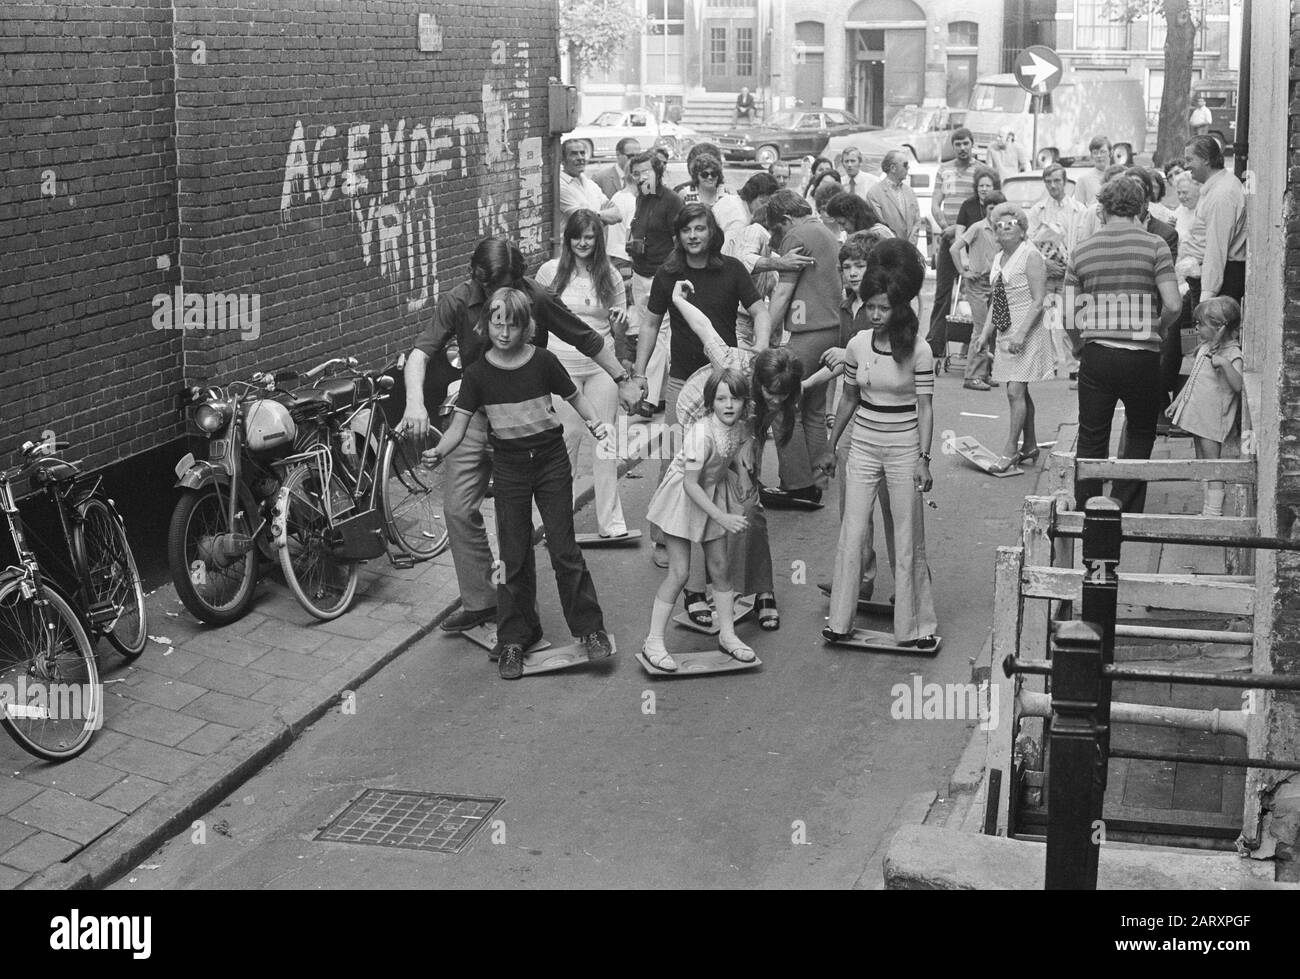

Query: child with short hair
[[425, 288, 615, 679], [1166, 296, 1244, 516]]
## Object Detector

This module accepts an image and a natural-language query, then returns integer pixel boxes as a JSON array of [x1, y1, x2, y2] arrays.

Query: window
[[736, 27, 754, 77], [709, 27, 727, 76], [1075, 0, 1127, 50], [646, 0, 685, 86], [948, 21, 978, 48]]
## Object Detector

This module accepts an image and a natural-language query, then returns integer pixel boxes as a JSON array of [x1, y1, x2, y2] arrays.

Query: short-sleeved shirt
[[648, 255, 760, 380], [936, 161, 976, 225], [1065, 223, 1175, 354], [630, 185, 684, 278], [777, 216, 843, 334], [844, 329, 935, 447], [454, 347, 577, 451]]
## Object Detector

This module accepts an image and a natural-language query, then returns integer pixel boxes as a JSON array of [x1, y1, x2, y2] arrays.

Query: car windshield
[[969, 85, 1027, 113], [590, 112, 626, 127], [888, 107, 933, 131], [824, 110, 858, 125], [766, 111, 800, 129]]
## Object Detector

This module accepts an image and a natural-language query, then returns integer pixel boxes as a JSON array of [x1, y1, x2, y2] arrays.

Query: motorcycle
[[167, 358, 357, 625]]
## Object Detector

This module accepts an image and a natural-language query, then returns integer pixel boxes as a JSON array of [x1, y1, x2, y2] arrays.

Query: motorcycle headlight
[[195, 402, 230, 433]]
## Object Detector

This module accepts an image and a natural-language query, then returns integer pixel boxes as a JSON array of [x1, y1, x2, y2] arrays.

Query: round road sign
[[1014, 46, 1063, 95]]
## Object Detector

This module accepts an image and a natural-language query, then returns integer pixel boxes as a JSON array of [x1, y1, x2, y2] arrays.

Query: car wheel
[[756, 144, 780, 168], [1210, 131, 1227, 153], [659, 136, 679, 158], [1035, 147, 1059, 168], [1111, 142, 1133, 166]]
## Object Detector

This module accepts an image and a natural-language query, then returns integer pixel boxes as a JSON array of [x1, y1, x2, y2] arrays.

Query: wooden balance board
[[575, 529, 642, 547], [759, 490, 825, 511], [949, 436, 1023, 478], [672, 594, 757, 635], [635, 649, 761, 677], [459, 624, 613, 675], [822, 627, 943, 655], [816, 583, 895, 618]]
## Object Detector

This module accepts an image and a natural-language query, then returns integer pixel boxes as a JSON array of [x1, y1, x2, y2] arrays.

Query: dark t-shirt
[[630, 186, 684, 278], [957, 194, 985, 230], [455, 347, 577, 451], [648, 255, 760, 380]]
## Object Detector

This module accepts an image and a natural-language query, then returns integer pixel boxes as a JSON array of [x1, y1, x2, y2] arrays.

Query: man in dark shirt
[[627, 151, 684, 417], [399, 237, 640, 634]]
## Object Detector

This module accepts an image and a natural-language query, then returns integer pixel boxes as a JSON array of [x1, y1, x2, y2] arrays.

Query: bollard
[[1045, 620, 1106, 890], [1081, 496, 1120, 788]]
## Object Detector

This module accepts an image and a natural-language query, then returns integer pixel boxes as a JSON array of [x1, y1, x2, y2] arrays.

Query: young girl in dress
[[1166, 297, 1244, 516], [643, 357, 755, 671]]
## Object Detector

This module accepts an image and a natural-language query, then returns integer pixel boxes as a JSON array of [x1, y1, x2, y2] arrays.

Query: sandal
[[821, 626, 855, 643], [642, 639, 677, 672], [756, 593, 780, 631], [684, 590, 713, 628], [900, 635, 939, 651], [987, 455, 1019, 475], [718, 635, 756, 663]]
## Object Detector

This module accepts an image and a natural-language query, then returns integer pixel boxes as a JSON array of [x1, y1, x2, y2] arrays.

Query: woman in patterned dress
[[973, 202, 1053, 473]]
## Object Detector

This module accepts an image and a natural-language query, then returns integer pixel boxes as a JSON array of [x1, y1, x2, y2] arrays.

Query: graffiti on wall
[[279, 41, 545, 312]]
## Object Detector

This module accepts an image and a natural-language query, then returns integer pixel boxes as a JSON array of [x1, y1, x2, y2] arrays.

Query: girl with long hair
[[535, 209, 631, 537], [823, 264, 939, 649]]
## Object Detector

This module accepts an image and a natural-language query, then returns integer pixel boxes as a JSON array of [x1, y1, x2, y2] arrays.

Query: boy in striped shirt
[[426, 288, 615, 679]]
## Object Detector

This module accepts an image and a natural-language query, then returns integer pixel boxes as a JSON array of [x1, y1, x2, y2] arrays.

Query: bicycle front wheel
[[276, 463, 359, 620], [0, 579, 101, 761], [76, 498, 148, 659], [380, 433, 448, 560]]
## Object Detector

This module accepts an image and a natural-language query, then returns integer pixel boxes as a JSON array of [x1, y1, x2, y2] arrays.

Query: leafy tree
[[560, 0, 645, 80], [1101, 0, 1207, 166]]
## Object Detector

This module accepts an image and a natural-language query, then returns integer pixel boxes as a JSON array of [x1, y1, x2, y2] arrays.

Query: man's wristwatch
[[919, 451, 932, 462], [613, 369, 632, 384]]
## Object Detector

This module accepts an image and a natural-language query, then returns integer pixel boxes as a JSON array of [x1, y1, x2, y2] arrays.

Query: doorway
[[703, 16, 758, 92], [848, 29, 886, 125]]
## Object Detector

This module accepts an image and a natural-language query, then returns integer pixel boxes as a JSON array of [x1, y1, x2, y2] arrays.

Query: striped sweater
[[1064, 224, 1175, 354], [844, 331, 934, 446]]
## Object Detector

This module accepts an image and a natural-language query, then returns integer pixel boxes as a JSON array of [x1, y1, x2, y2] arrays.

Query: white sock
[[713, 589, 737, 643], [647, 598, 674, 644]]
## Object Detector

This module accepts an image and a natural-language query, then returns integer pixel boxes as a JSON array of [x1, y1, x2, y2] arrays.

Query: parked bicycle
[[273, 359, 447, 620], [0, 438, 136, 759]]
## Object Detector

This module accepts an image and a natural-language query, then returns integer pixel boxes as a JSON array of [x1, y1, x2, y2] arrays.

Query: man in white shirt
[[1028, 163, 1088, 379], [838, 147, 879, 200], [1180, 134, 1246, 304], [1189, 98, 1212, 136], [866, 150, 921, 244], [1073, 135, 1111, 206], [592, 137, 640, 200], [558, 139, 622, 225]]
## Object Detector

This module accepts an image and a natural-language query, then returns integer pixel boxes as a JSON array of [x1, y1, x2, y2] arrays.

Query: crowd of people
[[398, 126, 1248, 679]]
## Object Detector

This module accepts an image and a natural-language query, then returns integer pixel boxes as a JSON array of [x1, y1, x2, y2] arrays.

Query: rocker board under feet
[[950, 436, 1023, 478], [816, 583, 895, 618], [672, 594, 757, 635], [460, 623, 552, 655], [575, 530, 642, 547], [822, 628, 943, 655], [635, 649, 762, 677], [759, 490, 825, 511], [521, 638, 616, 675]]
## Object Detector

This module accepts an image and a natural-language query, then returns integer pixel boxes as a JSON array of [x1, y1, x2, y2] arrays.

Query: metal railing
[[1001, 496, 1300, 890]]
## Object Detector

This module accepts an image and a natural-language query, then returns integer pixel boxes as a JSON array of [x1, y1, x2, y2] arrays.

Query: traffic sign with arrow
[[1014, 45, 1063, 95]]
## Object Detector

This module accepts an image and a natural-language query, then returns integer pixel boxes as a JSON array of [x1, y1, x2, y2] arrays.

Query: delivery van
[[1190, 74, 1239, 152], [964, 72, 1147, 167]]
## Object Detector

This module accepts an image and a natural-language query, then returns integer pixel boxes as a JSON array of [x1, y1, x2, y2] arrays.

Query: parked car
[[826, 104, 966, 169], [1000, 172, 1081, 210], [708, 108, 878, 167], [563, 109, 700, 161]]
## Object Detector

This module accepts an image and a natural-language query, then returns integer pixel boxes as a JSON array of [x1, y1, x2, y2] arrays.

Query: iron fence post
[[1081, 496, 1121, 785], [1046, 620, 1106, 890]]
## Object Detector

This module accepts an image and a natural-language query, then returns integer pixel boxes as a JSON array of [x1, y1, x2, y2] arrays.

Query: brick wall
[[1, 0, 557, 473], [1279, 5, 1300, 673]]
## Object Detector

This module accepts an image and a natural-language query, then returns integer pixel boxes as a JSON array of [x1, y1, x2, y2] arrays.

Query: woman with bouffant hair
[[824, 260, 939, 650]]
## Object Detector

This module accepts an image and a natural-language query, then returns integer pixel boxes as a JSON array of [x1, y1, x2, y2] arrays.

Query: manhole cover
[[315, 789, 503, 854]]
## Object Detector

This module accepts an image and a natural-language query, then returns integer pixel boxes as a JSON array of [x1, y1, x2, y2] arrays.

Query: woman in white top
[[535, 209, 631, 537]]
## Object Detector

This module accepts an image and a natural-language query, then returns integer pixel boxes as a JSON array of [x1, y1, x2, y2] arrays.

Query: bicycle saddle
[[287, 377, 357, 410], [27, 455, 79, 487]]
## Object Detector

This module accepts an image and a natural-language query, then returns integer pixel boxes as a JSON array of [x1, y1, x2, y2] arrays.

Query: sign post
[[1013, 45, 1064, 161]]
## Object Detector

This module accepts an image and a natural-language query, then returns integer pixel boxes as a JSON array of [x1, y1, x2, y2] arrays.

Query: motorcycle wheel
[[168, 487, 258, 626]]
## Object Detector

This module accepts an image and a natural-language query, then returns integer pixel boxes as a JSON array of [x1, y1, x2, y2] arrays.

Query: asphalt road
[[110, 353, 1076, 890]]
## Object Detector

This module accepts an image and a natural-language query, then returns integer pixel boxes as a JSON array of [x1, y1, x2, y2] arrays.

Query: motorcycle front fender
[[174, 459, 233, 492]]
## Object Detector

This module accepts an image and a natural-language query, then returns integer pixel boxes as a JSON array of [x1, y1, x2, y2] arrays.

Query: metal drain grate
[[316, 789, 503, 854]]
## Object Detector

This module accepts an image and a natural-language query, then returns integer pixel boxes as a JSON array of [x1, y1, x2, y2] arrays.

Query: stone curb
[[22, 450, 648, 890]]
